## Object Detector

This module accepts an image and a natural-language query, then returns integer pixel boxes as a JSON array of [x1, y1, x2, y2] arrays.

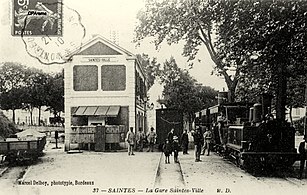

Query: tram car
[[0, 136, 46, 164], [195, 94, 299, 170]]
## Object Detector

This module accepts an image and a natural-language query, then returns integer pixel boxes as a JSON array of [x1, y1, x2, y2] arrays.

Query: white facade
[[64, 35, 148, 150]]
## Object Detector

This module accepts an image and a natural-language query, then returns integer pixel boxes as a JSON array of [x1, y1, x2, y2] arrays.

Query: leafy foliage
[[0, 62, 64, 125], [159, 57, 218, 121], [136, 0, 307, 120], [45, 70, 64, 118], [0, 62, 29, 123], [0, 111, 18, 138], [228, 0, 307, 119], [136, 54, 160, 90], [135, 0, 241, 101]]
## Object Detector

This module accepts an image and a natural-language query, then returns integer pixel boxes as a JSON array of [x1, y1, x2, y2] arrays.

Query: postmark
[[19, 2, 86, 64], [13, 0, 62, 36]]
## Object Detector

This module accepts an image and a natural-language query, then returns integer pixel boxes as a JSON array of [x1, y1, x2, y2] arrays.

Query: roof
[[69, 35, 135, 57], [73, 106, 120, 117]]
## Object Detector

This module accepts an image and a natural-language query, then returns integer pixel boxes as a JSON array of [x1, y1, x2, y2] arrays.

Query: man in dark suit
[[299, 136, 307, 179], [180, 129, 189, 154], [193, 128, 204, 162]]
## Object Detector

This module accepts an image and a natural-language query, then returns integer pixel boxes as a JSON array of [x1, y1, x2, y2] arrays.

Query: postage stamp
[[19, 3, 86, 64], [12, 0, 62, 36]]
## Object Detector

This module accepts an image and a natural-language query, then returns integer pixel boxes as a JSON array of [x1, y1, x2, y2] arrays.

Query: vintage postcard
[[0, 0, 307, 195]]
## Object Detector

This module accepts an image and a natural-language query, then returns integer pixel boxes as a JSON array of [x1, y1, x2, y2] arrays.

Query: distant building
[[64, 35, 148, 151]]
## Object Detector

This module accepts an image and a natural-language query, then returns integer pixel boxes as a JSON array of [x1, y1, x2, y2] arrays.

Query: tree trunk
[[188, 113, 193, 131], [38, 106, 41, 126], [30, 110, 33, 125], [222, 70, 239, 103], [289, 105, 293, 126], [228, 84, 236, 103], [12, 109, 16, 124], [276, 63, 287, 121]]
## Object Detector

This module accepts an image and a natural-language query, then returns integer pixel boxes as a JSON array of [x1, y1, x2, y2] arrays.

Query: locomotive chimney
[[253, 103, 262, 123]]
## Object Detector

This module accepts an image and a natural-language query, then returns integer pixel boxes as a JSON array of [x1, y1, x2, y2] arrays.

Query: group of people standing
[[162, 127, 212, 164], [126, 126, 213, 164], [162, 128, 182, 164], [193, 127, 213, 162], [125, 127, 157, 155]]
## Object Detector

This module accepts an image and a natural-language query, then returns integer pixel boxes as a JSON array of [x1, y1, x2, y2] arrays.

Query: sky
[[0, 0, 227, 103]]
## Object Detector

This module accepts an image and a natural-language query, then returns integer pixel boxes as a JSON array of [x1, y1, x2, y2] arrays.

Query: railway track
[[0, 165, 29, 182], [153, 152, 185, 188]]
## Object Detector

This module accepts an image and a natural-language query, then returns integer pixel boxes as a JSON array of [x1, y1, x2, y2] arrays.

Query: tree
[[0, 62, 65, 126], [45, 70, 64, 126], [135, 0, 241, 102], [136, 54, 160, 90], [229, 0, 307, 120], [159, 57, 218, 127], [0, 62, 29, 123], [23, 68, 50, 126], [135, 0, 307, 118], [286, 75, 306, 124]]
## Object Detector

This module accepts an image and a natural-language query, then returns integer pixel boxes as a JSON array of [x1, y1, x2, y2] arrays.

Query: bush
[[0, 111, 18, 138]]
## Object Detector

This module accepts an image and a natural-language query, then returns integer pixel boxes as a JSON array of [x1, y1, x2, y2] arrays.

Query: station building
[[64, 35, 148, 151]]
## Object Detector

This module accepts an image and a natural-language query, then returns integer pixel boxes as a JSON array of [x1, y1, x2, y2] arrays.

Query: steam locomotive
[[195, 92, 299, 171]]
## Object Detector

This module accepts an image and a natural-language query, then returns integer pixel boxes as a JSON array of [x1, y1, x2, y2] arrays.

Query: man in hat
[[167, 128, 175, 145], [126, 127, 135, 155], [181, 129, 189, 154], [147, 127, 157, 152], [193, 128, 203, 162], [136, 128, 145, 152], [202, 127, 213, 156], [173, 135, 180, 163], [299, 135, 307, 179]]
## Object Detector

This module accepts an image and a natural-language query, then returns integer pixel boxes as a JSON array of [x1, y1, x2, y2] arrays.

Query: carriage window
[[73, 65, 98, 91], [101, 65, 126, 91]]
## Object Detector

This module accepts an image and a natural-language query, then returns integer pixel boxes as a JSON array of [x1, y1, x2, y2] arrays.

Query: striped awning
[[73, 106, 120, 117]]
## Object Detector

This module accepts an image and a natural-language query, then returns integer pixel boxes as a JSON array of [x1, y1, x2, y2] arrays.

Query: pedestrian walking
[[202, 127, 213, 156], [193, 128, 203, 162], [181, 129, 189, 154], [147, 127, 157, 152], [125, 127, 135, 155], [299, 135, 307, 179], [173, 136, 179, 163], [136, 128, 145, 152], [163, 139, 172, 164]]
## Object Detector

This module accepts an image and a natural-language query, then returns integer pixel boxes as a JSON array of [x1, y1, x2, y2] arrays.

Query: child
[[163, 139, 172, 164], [173, 136, 179, 163]]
